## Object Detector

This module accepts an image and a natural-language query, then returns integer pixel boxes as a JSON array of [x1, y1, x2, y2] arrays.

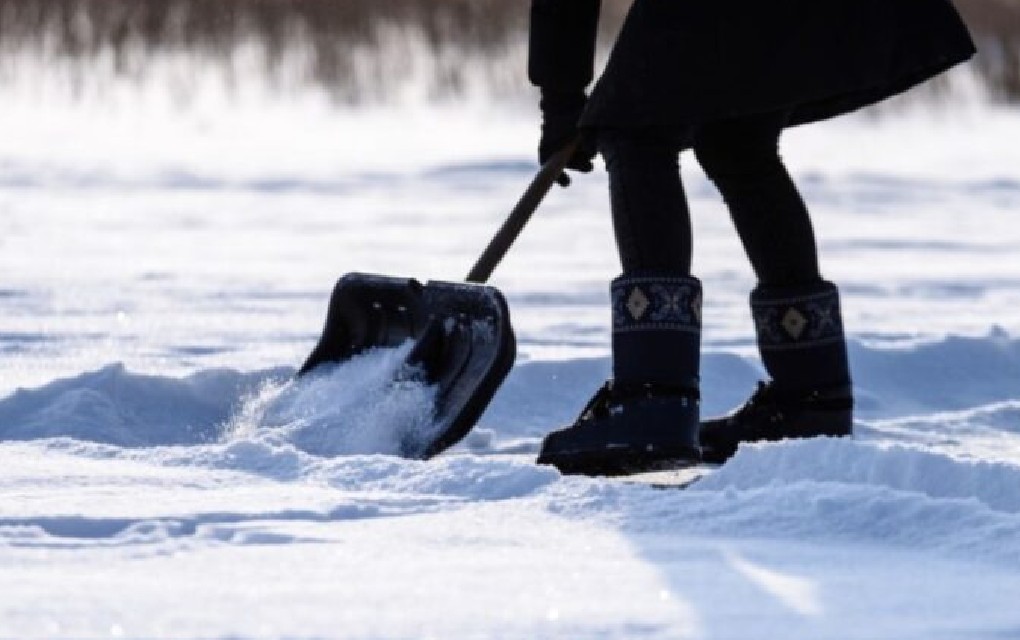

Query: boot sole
[[538, 444, 702, 477]]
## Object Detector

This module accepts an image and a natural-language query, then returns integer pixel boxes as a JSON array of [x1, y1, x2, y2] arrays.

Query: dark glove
[[539, 90, 597, 187]]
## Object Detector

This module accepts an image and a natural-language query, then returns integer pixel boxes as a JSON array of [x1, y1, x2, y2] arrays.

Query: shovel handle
[[465, 139, 581, 284]]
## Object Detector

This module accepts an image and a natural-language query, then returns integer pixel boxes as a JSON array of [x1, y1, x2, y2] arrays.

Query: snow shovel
[[297, 141, 580, 459]]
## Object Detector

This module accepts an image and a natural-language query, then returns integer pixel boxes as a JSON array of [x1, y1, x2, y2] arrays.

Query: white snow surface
[[2, 92, 1020, 638]]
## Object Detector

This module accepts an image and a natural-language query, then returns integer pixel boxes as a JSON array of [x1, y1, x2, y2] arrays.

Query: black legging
[[598, 110, 821, 285]]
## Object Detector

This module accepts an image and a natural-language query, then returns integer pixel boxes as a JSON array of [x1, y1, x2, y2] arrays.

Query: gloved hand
[[539, 90, 597, 187]]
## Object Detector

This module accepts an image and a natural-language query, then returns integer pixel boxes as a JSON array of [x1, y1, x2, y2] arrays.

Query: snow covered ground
[[2, 85, 1020, 638]]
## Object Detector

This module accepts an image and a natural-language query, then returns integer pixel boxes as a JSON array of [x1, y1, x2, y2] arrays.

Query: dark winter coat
[[529, 0, 976, 129]]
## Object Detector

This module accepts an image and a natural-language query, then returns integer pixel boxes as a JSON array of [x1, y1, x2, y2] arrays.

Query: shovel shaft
[[465, 139, 580, 284]]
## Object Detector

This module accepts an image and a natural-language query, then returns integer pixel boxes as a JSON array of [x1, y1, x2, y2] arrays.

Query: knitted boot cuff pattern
[[752, 281, 845, 351], [611, 275, 702, 335]]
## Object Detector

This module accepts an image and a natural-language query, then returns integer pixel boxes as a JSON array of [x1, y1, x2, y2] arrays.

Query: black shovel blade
[[298, 273, 516, 459]]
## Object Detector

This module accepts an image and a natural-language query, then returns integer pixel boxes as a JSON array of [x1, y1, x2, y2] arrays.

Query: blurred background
[[2, 0, 1019, 385], [0, 0, 1016, 110]]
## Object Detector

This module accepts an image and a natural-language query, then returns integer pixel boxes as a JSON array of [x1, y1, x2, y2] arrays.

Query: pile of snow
[[0, 344, 438, 459], [0, 363, 278, 446], [666, 439, 1020, 566]]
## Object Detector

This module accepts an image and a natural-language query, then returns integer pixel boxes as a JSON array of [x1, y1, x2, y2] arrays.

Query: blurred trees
[[0, 0, 1016, 105], [956, 0, 1020, 101]]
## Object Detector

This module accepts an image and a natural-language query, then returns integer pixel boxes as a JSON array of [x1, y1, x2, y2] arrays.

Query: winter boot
[[538, 274, 703, 475], [700, 280, 854, 463]]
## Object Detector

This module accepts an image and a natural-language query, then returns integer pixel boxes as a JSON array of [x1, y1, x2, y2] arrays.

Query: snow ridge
[[540, 439, 1020, 568], [699, 438, 1020, 514]]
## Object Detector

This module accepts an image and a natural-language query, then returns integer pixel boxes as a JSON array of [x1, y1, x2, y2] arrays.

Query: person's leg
[[538, 127, 703, 475], [601, 127, 701, 388], [694, 112, 853, 462], [603, 128, 693, 276], [694, 111, 820, 286]]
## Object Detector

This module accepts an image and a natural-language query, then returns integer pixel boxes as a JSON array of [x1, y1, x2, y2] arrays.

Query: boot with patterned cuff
[[538, 274, 703, 475], [699, 280, 854, 463]]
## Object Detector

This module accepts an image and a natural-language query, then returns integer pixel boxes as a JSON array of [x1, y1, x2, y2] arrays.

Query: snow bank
[[0, 344, 438, 458], [700, 438, 1020, 514], [3, 331, 1020, 454], [544, 438, 1020, 567], [849, 328, 1020, 418], [0, 363, 283, 446]]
